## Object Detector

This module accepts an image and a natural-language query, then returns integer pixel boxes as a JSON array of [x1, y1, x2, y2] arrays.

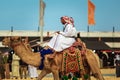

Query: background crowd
[[1, 46, 120, 79]]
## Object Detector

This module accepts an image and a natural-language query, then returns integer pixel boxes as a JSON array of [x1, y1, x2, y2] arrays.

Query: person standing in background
[[115, 53, 120, 77], [28, 65, 38, 79], [0, 51, 5, 79], [19, 59, 28, 79], [11, 52, 20, 79]]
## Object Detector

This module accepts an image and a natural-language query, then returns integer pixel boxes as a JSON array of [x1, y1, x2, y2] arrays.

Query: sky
[[0, 0, 120, 32]]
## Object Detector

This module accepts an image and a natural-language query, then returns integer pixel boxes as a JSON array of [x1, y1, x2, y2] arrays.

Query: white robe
[[116, 54, 120, 60], [28, 65, 38, 78], [48, 24, 77, 52], [12, 53, 20, 77]]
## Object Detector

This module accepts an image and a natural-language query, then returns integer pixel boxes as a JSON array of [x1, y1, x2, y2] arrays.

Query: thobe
[[28, 65, 38, 78], [48, 23, 77, 52], [12, 53, 20, 78]]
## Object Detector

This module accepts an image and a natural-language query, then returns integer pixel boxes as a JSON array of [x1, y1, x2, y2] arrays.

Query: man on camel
[[40, 16, 77, 58]]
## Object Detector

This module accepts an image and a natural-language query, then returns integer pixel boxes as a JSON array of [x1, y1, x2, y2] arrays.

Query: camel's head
[[2, 36, 21, 47], [2, 37, 11, 47]]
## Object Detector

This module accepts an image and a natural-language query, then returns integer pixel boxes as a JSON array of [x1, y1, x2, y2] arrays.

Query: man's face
[[61, 18, 66, 24]]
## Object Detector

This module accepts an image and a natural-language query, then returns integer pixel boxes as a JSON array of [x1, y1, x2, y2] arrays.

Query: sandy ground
[[2, 68, 120, 80]]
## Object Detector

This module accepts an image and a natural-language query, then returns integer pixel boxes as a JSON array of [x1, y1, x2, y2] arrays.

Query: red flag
[[88, 0, 95, 25]]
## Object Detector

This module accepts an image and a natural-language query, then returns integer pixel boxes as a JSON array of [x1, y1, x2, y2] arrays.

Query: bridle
[[8, 37, 22, 49]]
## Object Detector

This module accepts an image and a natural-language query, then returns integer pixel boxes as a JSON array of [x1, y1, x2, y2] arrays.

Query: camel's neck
[[12, 43, 41, 67]]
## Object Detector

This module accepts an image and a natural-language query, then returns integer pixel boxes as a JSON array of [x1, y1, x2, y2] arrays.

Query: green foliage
[[62, 75, 68, 80], [84, 74, 89, 79], [72, 76, 78, 80]]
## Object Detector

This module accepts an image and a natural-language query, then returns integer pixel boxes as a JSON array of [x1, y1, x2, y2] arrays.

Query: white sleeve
[[59, 24, 76, 37]]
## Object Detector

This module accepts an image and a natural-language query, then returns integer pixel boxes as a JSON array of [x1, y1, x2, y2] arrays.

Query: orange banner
[[88, 0, 95, 25]]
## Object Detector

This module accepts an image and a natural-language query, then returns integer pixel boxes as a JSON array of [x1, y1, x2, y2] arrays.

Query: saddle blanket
[[62, 48, 82, 74]]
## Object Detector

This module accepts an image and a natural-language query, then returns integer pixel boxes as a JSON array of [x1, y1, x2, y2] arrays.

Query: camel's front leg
[[52, 70, 60, 80], [37, 69, 51, 80], [51, 65, 60, 80]]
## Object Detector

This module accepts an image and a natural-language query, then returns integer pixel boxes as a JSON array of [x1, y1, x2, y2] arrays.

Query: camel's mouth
[[2, 40, 6, 46], [2, 42, 7, 47], [2, 37, 10, 47]]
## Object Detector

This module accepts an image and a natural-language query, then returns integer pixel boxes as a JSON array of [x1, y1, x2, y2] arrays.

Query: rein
[[29, 32, 58, 44]]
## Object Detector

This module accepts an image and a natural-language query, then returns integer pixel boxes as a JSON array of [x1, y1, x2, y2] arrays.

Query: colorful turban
[[61, 16, 74, 26]]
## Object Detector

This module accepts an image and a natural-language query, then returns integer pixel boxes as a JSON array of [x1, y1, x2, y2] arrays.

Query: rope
[[29, 39, 40, 43], [29, 32, 57, 44]]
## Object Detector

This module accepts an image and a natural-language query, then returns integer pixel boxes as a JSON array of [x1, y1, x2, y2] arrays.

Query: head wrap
[[61, 16, 74, 26]]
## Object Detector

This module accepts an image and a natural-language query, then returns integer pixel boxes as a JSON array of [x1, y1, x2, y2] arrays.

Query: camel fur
[[2, 36, 104, 80]]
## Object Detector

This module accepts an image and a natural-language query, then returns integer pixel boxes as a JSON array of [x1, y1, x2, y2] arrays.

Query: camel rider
[[40, 16, 77, 58]]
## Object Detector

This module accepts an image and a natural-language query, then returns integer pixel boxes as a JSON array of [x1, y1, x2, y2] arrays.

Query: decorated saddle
[[61, 48, 84, 75]]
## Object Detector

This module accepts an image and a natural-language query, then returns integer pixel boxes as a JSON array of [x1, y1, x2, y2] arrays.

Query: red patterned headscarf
[[61, 16, 74, 26]]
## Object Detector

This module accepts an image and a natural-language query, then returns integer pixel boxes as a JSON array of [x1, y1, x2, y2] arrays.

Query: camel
[[2, 36, 104, 80]]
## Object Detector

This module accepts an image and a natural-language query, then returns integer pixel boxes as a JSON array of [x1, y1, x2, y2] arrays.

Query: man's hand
[[56, 31, 60, 34]]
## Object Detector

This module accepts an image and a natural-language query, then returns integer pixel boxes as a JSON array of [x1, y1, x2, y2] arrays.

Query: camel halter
[[10, 38, 22, 49]]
